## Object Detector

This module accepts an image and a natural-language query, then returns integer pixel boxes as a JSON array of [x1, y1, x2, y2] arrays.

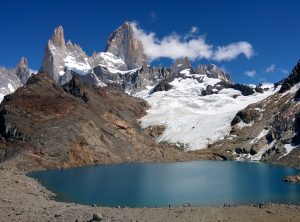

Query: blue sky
[[0, 0, 299, 84]]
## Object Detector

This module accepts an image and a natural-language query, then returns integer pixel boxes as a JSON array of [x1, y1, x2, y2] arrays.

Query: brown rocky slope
[[0, 73, 216, 171]]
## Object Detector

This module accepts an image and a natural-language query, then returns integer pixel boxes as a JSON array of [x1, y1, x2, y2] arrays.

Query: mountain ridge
[[0, 22, 299, 171]]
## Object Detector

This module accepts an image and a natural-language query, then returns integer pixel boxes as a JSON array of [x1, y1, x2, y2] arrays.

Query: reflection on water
[[29, 161, 300, 207]]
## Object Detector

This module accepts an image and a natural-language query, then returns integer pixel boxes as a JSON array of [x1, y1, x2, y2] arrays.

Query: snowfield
[[136, 73, 278, 151], [64, 55, 92, 75]]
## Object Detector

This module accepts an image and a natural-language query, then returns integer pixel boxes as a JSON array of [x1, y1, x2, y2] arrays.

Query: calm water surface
[[29, 161, 300, 207]]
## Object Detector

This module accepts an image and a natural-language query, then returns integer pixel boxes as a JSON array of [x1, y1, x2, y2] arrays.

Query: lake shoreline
[[1, 165, 300, 222]]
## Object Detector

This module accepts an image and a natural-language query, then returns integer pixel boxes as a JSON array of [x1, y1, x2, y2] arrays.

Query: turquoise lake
[[29, 161, 300, 207]]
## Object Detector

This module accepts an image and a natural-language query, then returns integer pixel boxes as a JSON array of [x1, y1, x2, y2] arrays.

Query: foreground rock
[[283, 174, 300, 183]]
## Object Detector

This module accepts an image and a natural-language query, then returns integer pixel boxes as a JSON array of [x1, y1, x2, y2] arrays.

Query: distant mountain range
[[0, 22, 299, 170]]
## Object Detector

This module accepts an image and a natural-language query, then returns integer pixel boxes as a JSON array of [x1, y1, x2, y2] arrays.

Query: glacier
[[136, 70, 278, 150]]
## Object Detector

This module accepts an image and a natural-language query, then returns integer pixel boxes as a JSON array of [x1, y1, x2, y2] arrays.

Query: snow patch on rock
[[251, 141, 276, 161], [64, 55, 92, 75], [250, 129, 269, 144], [278, 144, 298, 159]]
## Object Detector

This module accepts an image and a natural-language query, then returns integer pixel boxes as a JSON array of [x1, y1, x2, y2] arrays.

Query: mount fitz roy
[[39, 22, 232, 94], [0, 21, 299, 170]]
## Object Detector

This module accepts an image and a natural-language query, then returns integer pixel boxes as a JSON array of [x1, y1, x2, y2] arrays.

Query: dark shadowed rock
[[231, 109, 260, 125], [294, 88, 300, 101], [255, 86, 264, 93], [231, 84, 255, 96], [63, 76, 89, 103], [201, 85, 214, 96], [151, 79, 173, 94], [279, 60, 300, 93]]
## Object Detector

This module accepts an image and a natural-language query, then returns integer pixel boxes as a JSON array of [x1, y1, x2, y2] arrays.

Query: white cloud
[[245, 70, 256, 77], [265, 64, 276, 73], [213, 42, 254, 61], [131, 22, 254, 62]]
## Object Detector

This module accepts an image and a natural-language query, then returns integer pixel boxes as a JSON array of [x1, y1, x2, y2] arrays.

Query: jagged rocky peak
[[195, 64, 232, 83], [106, 21, 148, 69], [171, 57, 192, 75], [50, 25, 66, 48], [16, 57, 31, 84], [40, 25, 91, 84], [40, 25, 67, 82], [0, 57, 33, 102]]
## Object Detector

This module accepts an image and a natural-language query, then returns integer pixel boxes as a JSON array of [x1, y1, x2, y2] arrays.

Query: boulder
[[151, 79, 173, 94]]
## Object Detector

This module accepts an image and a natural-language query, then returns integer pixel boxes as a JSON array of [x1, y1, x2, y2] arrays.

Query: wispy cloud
[[281, 69, 289, 74], [131, 22, 254, 62], [244, 70, 256, 77], [183, 26, 199, 40], [265, 64, 276, 73]]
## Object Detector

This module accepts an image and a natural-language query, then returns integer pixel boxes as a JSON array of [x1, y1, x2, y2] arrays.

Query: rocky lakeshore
[[0, 167, 300, 222]]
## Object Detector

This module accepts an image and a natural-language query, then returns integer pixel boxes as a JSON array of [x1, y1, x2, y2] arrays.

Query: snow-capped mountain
[[39, 23, 233, 95], [40, 23, 153, 91], [0, 57, 32, 102], [40, 26, 93, 84]]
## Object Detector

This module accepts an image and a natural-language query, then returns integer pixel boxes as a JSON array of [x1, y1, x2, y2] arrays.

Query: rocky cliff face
[[0, 73, 215, 170], [195, 64, 232, 84], [93, 63, 171, 94], [40, 26, 92, 84], [40, 26, 66, 82], [170, 57, 192, 76], [207, 60, 300, 168], [279, 60, 300, 93], [106, 22, 148, 69], [0, 57, 32, 102]]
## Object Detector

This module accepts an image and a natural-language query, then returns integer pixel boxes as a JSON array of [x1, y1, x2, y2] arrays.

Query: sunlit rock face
[[106, 21, 148, 70]]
